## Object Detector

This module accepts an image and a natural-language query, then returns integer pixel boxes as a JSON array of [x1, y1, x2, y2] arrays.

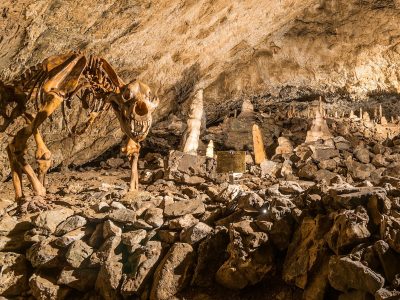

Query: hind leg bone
[[33, 129, 52, 186]]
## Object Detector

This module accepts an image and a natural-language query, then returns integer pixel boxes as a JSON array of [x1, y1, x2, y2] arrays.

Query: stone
[[372, 154, 388, 167], [26, 238, 62, 268], [90, 236, 122, 266], [164, 199, 205, 217], [216, 184, 243, 202], [108, 208, 137, 224], [283, 215, 331, 289], [58, 267, 98, 292], [121, 241, 163, 296], [260, 160, 280, 177], [88, 223, 104, 248], [380, 215, 400, 253], [302, 256, 330, 300], [150, 243, 195, 300], [165, 150, 212, 184], [216, 220, 273, 289], [328, 256, 384, 294], [122, 229, 147, 247], [93, 201, 110, 213], [0, 252, 29, 297], [95, 260, 123, 300], [325, 208, 371, 255], [103, 220, 122, 239], [29, 273, 69, 300], [310, 145, 339, 161], [192, 228, 230, 287], [33, 208, 74, 233], [54, 227, 87, 247], [157, 230, 179, 244], [237, 192, 264, 212], [298, 163, 318, 180], [180, 222, 213, 244], [54, 215, 87, 236], [66, 240, 93, 268], [374, 240, 400, 283], [169, 214, 199, 230], [252, 124, 267, 164], [354, 147, 371, 164], [144, 207, 164, 228]]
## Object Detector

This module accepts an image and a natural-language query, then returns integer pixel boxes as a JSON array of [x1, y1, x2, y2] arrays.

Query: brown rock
[[150, 243, 194, 300], [164, 199, 205, 217], [0, 252, 29, 297]]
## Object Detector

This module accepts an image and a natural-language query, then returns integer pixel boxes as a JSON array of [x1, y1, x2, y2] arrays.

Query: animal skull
[[110, 80, 159, 141]]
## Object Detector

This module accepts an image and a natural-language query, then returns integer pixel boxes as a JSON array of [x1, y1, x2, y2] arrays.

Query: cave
[[1, 1, 400, 299]]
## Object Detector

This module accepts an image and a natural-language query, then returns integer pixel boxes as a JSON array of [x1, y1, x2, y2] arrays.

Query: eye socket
[[122, 87, 131, 101]]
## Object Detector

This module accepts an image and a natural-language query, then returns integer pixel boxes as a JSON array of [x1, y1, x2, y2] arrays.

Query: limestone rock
[[216, 220, 273, 289], [26, 238, 62, 268], [144, 207, 164, 228], [252, 124, 267, 164], [29, 273, 69, 300], [95, 260, 123, 300], [0, 252, 29, 297], [54, 215, 87, 236], [325, 208, 370, 255], [180, 222, 213, 244], [103, 220, 122, 239], [66, 240, 93, 268], [283, 216, 331, 289], [150, 243, 195, 300], [57, 267, 98, 292], [121, 241, 163, 296], [33, 208, 74, 233], [164, 199, 205, 217], [192, 228, 230, 287], [108, 209, 137, 225], [122, 230, 147, 248], [328, 256, 384, 294], [169, 214, 199, 230]]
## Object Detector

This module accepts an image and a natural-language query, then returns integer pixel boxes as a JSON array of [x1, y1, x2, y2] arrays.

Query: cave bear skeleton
[[0, 52, 159, 205]]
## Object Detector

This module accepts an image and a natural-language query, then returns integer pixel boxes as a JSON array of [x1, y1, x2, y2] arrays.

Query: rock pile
[[0, 144, 399, 299]]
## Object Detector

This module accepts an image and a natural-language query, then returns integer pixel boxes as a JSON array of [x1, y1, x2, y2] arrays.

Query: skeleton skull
[[110, 80, 159, 141]]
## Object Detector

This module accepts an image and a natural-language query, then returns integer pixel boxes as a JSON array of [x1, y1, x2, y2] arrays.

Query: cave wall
[[1, 0, 400, 181]]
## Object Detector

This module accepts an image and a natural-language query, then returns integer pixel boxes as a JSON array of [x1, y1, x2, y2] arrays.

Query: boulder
[[164, 199, 205, 217], [144, 207, 164, 228], [0, 252, 29, 297], [65, 240, 93, 268], [180, 222, 213, 244], [283, 215, 331, 289], [26, 238, 62, 268], [29, 273, 69, 300], [325, 208, 370, 255], [58, 267, 98, 292], [95, 260, 123, 300], [192, 227, 229, 287], [121, 241, 163, 296], [54, 215, 87, 236], [328, 256, 384, 294], [33, 208, 74, 233], [150, 243, 195, 300]]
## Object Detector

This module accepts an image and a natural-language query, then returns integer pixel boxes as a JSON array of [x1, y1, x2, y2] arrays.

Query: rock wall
[[2, 0, 400, 180]]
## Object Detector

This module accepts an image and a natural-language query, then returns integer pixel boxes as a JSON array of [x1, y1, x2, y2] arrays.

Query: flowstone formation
[[1, 97, 400, 299]]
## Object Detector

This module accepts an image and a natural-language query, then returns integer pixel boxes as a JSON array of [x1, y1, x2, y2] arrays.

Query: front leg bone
[[122, 138, 141, 191]]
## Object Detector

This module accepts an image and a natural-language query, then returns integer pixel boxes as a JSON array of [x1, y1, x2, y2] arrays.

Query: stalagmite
[[252, 124, 266, 164], [305, 105, 333, 143], [335, 111, 338, 118], [206, 140, 214, 158], [359, 107, 363, 119], [381, 116, 388, 126], [239, 98, 254, 118], [362, 111, 370, 122], [374, 107, 378, 120], [275, 137, 294, 155], [350, 110, 355, 119], [181, 89, 203, 155], [379, 104, 383, 119]]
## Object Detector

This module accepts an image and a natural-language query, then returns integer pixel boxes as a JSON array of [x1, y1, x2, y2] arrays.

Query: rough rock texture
[[3, 0, 400, 179]]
